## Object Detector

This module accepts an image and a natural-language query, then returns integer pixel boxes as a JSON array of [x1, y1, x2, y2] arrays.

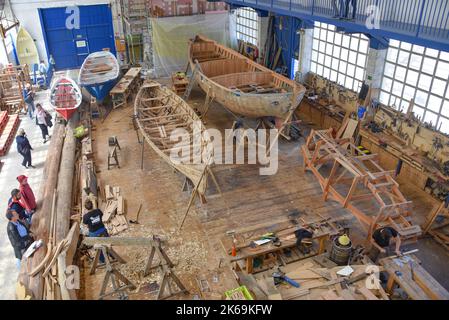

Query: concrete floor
[[0, 90, 54, 300]]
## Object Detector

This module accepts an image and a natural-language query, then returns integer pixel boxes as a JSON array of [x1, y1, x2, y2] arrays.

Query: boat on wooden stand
[[49, 77, 82, 121], [188, 35, 306, 124], [78, 51, 120, 102], [134, 80, 215, 201]]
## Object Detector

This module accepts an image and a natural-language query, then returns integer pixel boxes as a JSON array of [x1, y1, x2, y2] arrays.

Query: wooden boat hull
[[50, 77, 82, 121], [16, 27, 40, 67], [188, 35, 306, 120], [134, 81, 213, 195], [78, 51, 120, 101]]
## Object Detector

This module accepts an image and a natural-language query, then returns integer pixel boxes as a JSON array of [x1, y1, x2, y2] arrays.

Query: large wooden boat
[[49, 77, 82, 121], [78, 51, 119, 101], [188, 35, 306, 120], [134, 80, 213, 196]]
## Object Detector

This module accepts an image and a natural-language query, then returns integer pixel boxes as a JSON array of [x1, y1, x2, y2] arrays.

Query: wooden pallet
[[0, 114, 20, 156]]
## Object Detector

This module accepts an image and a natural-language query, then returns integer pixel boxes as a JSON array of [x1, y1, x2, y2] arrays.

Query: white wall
[[10, 0, 121, 63]]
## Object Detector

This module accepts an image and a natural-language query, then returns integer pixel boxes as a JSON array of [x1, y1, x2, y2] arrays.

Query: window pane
[[436, 61, 449, 79], [387, 48, 398, 62], [398, 50, 410, 66], [409, 54, 422, 70], [438, 117, 449, 134], [403, 85, 415, 100], [432, 79, 446, 97], [382, 77, 393, 91], [413, 106, 425, 120], [356, 54, 366, 67], [406, 70, 419, 86], [442, 101, 449, 117], [415, 90, 428, 106], [428, 95, 442, 113], [395, 66, 406, 82], [349, 51, 357, 63], [380, 92, 390, 105], [418, 74, 432, 91], [422, 57, 436, 74], [424, 111, 438, 125], [392, 81, 403, 96], [384, 62, 395, 77]]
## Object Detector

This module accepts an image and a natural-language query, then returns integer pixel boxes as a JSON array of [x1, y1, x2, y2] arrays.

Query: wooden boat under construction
[[134, 80, 214, 197], [188, 35, 306, 120]]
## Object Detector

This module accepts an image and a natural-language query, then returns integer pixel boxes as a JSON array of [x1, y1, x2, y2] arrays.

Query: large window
[[235, 7, 259, 46], [380, 40, 449, 133], [310, 22, 369, 92]]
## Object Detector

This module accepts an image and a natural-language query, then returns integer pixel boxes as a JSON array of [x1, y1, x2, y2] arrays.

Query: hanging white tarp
[[151, 12, 229, 77]]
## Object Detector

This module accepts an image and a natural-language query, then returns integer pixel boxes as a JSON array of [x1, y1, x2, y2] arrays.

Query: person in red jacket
[[17, 175, 36, 216]]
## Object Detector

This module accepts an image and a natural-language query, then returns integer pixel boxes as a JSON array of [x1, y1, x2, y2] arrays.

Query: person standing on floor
[[35, 104, 52, 144], [6, 209, 34, 269], [83, 199, 109, 263], [23, 83, 35, 119], [16, 129, 34, 169], [17, 175, 37, 217], [8, 189, 32, 226]]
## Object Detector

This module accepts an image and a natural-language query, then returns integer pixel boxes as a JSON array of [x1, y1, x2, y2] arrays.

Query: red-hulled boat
[[49, 77, 82, 121]]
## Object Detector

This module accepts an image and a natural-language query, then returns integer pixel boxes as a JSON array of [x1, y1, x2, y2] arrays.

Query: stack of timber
[[188, 35, 306, 120], [134, 80, 214, 197], [238, 257, 389, 300], [18, 109, 79, 299], [102, 185, 128, 235], [301, 128, 422, 241]]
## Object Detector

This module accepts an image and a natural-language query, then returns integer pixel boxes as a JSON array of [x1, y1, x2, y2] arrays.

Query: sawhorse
[[90, 244, 136, 300], [108, 136, 121, 170]]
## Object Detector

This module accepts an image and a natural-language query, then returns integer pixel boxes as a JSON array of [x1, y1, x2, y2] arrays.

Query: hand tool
[[272, 268, 300, 288]]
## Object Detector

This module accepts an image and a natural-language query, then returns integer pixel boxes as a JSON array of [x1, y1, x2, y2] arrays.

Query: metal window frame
[[380, 40, 449, 133], [310, 22, 369, 93], [236, 7, 259, 46]]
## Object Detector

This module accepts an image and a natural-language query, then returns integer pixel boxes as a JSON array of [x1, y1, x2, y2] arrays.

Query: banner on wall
[[151, 12, 229, 77]]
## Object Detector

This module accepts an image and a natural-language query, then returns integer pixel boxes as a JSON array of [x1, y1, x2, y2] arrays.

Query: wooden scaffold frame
[[301, 128, 421, 242]]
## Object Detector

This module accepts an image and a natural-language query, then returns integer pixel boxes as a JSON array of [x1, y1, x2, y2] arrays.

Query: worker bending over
[[369, 226, 402, 262], [83, 199, 109, 263]]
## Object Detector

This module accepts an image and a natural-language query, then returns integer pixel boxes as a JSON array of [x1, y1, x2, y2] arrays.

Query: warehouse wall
[[10, 0, 121, 63]]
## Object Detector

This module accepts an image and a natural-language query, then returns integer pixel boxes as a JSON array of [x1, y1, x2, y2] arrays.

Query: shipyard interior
[[0, 0, 449, 305]]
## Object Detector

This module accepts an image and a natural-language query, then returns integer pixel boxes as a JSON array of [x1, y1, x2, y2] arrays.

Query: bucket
[[329, 237, 352, 265]]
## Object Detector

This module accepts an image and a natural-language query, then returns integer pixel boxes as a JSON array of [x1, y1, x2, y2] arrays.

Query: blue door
[[39, 4, 116, 71]]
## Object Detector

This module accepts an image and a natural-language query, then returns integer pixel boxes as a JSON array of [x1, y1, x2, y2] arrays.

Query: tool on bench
[[272, 268, 300, 288], [129, 203, 143, 224]]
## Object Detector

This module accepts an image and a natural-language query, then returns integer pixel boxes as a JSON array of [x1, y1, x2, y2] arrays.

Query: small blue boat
[[78, 51, 119, 102]]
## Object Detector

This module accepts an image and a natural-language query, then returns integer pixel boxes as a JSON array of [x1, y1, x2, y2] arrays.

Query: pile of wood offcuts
[[101, 185, 128, 235]]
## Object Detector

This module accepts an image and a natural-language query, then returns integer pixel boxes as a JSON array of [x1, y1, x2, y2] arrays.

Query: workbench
[[110, 67, 142, 109], [380, 255, 449, 300], [221, 218, 343, 274]]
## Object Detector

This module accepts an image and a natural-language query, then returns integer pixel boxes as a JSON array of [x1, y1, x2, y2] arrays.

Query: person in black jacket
[[16, 129, 35, 169], [6, 209, 33, 269]]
